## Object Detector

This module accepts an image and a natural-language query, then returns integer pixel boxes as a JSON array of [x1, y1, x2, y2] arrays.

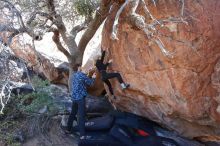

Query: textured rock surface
[[5, 35, 103, 95], [82, 49, 105, 96], [102, 0, 220, 141], [10, 37, 69, 85], [0, 48, 26, 82]]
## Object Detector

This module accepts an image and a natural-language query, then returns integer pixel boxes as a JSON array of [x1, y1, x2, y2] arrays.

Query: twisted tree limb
[[0, 80, 11, 114], [52, 29, 71, 58], [78, 0, 112, 55], [111, 0, 129, 40], [111, 0, 186, 58]]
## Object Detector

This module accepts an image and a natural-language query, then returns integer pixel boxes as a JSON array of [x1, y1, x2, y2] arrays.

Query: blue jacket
[[71, 71, 95, 101]]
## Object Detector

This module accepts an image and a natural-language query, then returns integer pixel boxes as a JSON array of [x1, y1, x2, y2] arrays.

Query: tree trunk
[[67, 57, 77, 92], [68, 68, 73, 93]]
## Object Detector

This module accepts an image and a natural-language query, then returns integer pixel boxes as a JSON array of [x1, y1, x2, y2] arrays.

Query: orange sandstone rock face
[[102, 0, 220, 140]]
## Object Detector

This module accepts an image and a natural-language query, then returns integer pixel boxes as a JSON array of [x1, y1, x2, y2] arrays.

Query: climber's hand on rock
[[88, 67, 96, 77], [92, 73, 96, 78], [89, 67, 96, 73], [108, 59, 113, 63]]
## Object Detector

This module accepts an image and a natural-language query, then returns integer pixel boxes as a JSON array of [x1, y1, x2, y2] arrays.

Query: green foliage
[[0, 120, 21, 146], [0, 134, 21, 146], [18, 92, 53, 113], [15, 76, 58, 114], [74, 0, 98, 17], [31, 76, 49, 90], [0, 76, 59, 145], [11, 142, 22, 146]]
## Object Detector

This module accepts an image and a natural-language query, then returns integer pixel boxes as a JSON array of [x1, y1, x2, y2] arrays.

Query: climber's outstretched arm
[[100, 50, 106, 63]]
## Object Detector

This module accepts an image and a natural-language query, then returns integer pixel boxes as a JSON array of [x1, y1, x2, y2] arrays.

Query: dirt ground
[[0, 116, 79, 146], [23, 119, 78, 146]]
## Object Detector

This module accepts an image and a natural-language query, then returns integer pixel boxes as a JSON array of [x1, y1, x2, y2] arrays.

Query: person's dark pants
[[67, 97, 86, 136], [101, 72, 124, 95]]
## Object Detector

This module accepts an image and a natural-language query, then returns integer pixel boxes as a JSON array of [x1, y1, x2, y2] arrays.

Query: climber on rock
[[64, 65, 96, 139], [95, 49, 130, 99]]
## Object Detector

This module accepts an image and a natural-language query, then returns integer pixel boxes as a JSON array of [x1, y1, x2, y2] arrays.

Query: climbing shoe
[[121, 83, 130, 89]]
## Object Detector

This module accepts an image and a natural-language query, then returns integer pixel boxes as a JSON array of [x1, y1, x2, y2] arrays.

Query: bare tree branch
[[46, 0, 66, 32], [151, 0, 156, 7], [180, 0, 185, 17], [141, 0, 161, 26], [52, 30, 71, 58], [46, 0, 56, 16], [78, 0, 112, 54], [70, 23, 87, 39], [111, 0, 186, 58], [26, 11, 52, 26], [0, 0, 25, 28], [0, 0, 47, 45], [111, 0, 129, 40], [0, 46, 14, 114]]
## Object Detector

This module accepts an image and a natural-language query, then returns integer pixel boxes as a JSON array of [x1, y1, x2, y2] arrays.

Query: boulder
[[82, 46, 105, 96], [0, 48, 27, 82], [10, 37, 69, 85], [46, 84, 113, 114], [102, 0, 220, 141], [10, 82, 34, 95]]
